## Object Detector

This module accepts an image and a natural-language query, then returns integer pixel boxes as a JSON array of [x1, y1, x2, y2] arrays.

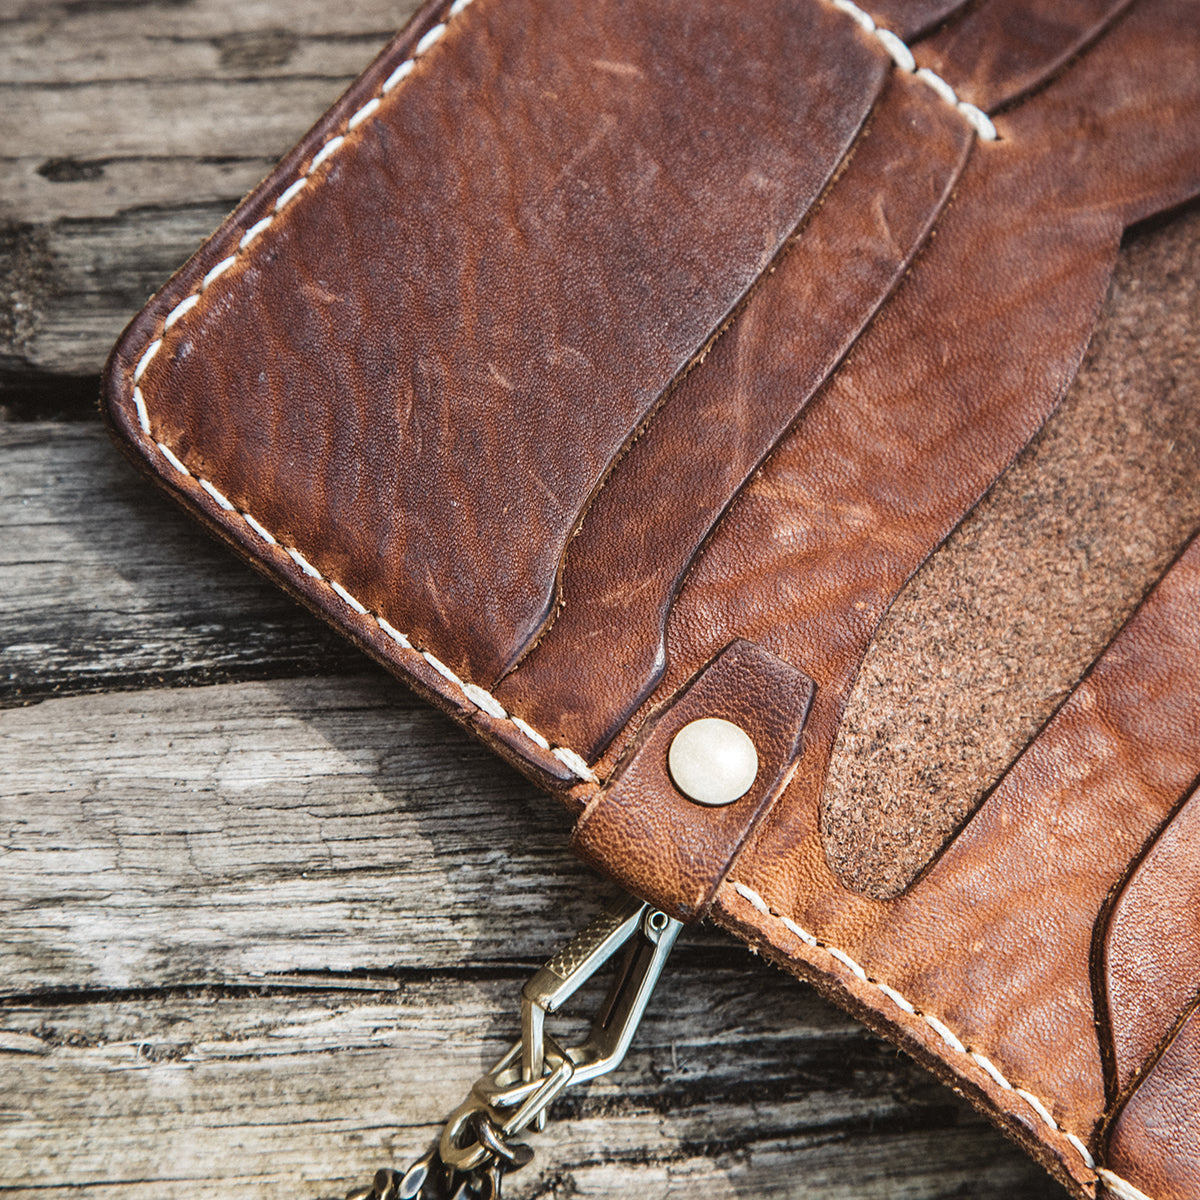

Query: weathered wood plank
[[0, 422, 346, 704], [1, 0, 421, 382], [0, 674, 586, 991], [0, 969, 1063, 1199], [2, 203, 247, 384], [0, 673, 1065, 1197]]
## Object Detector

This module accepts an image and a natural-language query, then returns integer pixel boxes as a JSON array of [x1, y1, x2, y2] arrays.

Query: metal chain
[[346, 1114, 532, 1200], [345, 896, 681, 1200]]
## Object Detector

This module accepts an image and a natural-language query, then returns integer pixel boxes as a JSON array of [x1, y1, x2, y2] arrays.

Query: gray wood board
[[1, 679, 1062, 1199], [1, 422, 348, 704], [1, 0, 423, 383]]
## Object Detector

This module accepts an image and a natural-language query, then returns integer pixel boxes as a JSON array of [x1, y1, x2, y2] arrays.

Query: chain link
[[345, 896, 681, 1200]]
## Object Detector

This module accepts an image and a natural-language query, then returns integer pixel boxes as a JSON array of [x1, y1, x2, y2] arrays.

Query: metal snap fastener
[[667, 717, 759, 806]]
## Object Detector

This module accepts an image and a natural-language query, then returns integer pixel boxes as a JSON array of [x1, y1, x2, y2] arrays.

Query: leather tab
[[1104, 785, 1200, 1096], [571, 640, 813, 921], [1106, 1004, 1200, 1200]]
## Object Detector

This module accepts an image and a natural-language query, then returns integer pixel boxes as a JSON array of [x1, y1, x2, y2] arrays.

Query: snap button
[[667, 717, 759, 806]]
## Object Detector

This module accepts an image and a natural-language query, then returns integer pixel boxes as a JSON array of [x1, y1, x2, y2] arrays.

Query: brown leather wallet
[[101, 1, 1200, 1196]]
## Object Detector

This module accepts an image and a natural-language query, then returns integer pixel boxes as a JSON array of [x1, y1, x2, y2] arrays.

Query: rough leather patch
[[572, 639, 813, 921], [825, 205, 1200, 899], [1104, 784, 1200, 1097], [1106, 1005, 1200, 1200]]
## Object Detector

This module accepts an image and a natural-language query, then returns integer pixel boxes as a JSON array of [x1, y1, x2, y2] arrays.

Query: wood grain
[[1, 422, 346, 704], [0, 681, 1061, 1198]]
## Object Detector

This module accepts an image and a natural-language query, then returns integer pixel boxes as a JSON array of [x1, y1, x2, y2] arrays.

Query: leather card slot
[[637, 0, 1200, 897], [1101, 780, 1200, 1099], [499, 69, 972, 760], [113, 0, 884, 698], [1105, 1002, 1200, 1200], [865, 0, 975, 42], [915, 0, 1138, 114]]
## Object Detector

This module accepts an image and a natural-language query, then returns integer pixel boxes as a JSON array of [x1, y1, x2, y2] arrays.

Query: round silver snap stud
[[667, 717, 759, 807]]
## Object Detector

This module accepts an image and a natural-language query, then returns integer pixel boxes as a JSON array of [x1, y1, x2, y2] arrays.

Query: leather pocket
[[113, 0, 885, 693], [500, 69, 972, 758]]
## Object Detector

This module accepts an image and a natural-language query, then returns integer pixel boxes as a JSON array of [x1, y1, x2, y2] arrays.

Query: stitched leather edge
[[718, 878, 1153, 1200]]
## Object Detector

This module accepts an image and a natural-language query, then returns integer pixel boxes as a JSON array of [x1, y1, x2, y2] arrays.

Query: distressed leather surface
[[102, 0, 1200, 1197], [916, 0, 1137, 111], [500, 69, 972, 758], [1103, 787, 1200, 1099], [1107, 1004, 1200, 1200]]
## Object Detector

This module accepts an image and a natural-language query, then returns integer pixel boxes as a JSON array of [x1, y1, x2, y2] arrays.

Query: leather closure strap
[[572, 640, 814, 921]]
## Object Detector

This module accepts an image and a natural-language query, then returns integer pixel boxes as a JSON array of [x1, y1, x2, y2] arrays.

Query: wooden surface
[[0, 2, 1175, 1196]]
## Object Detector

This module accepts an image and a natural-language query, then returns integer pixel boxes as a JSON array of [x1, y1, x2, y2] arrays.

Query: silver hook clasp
[[437, 894, 682, 1175]]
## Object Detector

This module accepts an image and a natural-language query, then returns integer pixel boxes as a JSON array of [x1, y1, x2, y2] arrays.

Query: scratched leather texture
[[102, 1, 1200, 1197]]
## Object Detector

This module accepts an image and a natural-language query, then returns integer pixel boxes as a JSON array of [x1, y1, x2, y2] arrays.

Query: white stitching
[[915, 66, 956, 105], [832, 0, 875, 32], [829, 0, 999, 141], [239, 216, 273, 250], [463, 682, 507, 720], [132, 387, 150, 434], [156, 442, 191, 477], [347, 96, 381, 130], [1067, 1133, 1097, 1170], [970, 1049, 1013, 1090], [199, 478, 235, 512], [415, 23, 448, 55], [242, 512, 277, 546], [202, 255, 237, 289], [153, 454, 592, 778], [1099, 1169, 1152, 1200], [126, 0, 598, 786], [422, 649, 467, 691], [958, 101, 999, 142], [376, 617, 411, 649], [552, 745, 595, 780], [511, 716, 551, 751], [875, 27, 916, 73], [274, 177, 308, 211], [286, 546, 322, 578], [1016, 1087, 1059, 1131], [310, 136, 345, 172], [382, 59, 416, 93], [727, 880, 1146, 1195], [330, 579, 369, 615], [133, 340, 162, 383], [163, 294, 200, 329], [916, 1012, 964, 1051]]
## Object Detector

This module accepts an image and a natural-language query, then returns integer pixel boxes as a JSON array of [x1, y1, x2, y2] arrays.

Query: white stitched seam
[[151, 455, 596, 781], [728, 880, 1148, 1198], [828, 0, 999, 141], [125, 0, 595, 787], [1098, 1169, 1155, 1200]]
